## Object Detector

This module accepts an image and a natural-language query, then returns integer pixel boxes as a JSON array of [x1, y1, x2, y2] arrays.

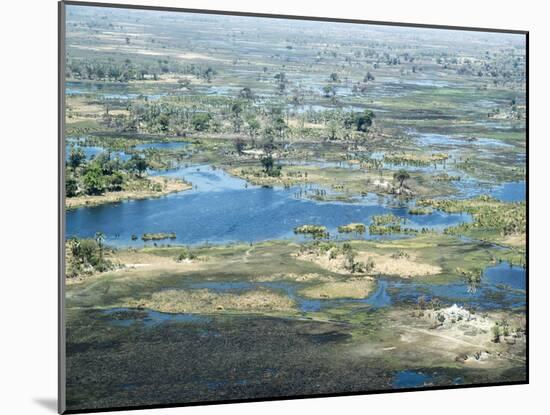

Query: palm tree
[[95, 232, 105, 260], [394, 169, 410, 188], [326, 120, 340, 141], [68, 236, 81, 259]]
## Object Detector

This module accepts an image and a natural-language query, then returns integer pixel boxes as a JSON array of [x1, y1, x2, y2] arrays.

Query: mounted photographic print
[[59, 1, 528, 413]]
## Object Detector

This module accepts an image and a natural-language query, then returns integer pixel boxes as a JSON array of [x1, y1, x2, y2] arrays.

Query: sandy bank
[[66, 176, 191, 209]]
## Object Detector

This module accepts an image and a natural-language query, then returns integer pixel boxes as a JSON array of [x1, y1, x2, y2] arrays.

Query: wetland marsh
[[63, 5, 527, 411]]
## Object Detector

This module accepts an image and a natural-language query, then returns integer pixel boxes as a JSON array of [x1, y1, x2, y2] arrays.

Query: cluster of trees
[[121, 96, 292, 157], [492, 319, 511, 343], [121, 97, 265, 137], [491, 319, 524, 343], [274, 72, 288, 93], [340, 242, 375, 274], [66, 148, 150, 197], [259, 154, 281, 177], [310, 241, 374, 274], [66, 57, 218, 83], [121, 101, 207, 134], [367, 213, 426, 235], [438, 51, 526, 85], [297, 238, 375, 274], [456, 267, 483, 293], [322, 71, 375, 100], [315, 45, 524, 87], [67, 58, 166, 82], [99, 80, 378, 150], [394, 169, 410, 188], [175, 248, 197, 262], [66, 234, 113, 278], [337, 223, 366, 235], [324, 110, 376, 141], [294, 224, 329, 240]]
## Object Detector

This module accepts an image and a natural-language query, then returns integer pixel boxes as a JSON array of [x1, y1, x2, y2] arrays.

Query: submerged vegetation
[[385, 152, 448, 167], [408, 207, 433, 215], [418, 196, 526, 247], [141, 232, 177, 241], [338, 223, 367, 235], [294, 224, 330, 240]]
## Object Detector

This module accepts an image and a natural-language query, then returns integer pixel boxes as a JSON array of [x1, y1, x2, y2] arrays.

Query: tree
[[66, 236, 113, 277], [108, 171, 124, 191], [230, 101, 244, 133], [355, 110, 375, 132], [126, 155, 149, 177], [274, 72, 287, 93], [329, 72, 340, 82], [68, 147, 86, 171], [66, 175, 78, 197], [364, 72, 375, 82], [82, 164, 106, 195], [394, 169, 410, 188], [260, 154, 281, 177], [262, 133, 277, 155], [345, 249, 357, 271], [239, 87, 254, 100], [272, 115, 287, 140], [178, 78, 191, 90], [323, 84, 336, 98], [261, 154, 274, 172], [326, 120, 340, 141], [190, 113, 211, 131], [492, 324, 501, 343], [158, 113, 170, 132], [94, 152, 116, 175], [235, 137, 245, 155], [68, 236, 81, 259], [95, 232, 105, 261], [203, 67, 215, 83], [245, 116, 261, 145]]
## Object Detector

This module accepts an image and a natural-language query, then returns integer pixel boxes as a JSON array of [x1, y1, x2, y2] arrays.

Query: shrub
[[338, 223, 366, 235], [294, 225, 329, 240], [175, 249, 197, 262], [66, 237, 113, 278], [142, 232, 177, 241]]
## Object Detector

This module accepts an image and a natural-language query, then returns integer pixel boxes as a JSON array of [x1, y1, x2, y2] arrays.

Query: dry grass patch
[[300, 278, 374, 299], [126, 288, 296, 314], [255, 272, 333, 283], [496, 234, 526, 249], [359, 252, 441, 278], [295, 249, 440, 278]]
